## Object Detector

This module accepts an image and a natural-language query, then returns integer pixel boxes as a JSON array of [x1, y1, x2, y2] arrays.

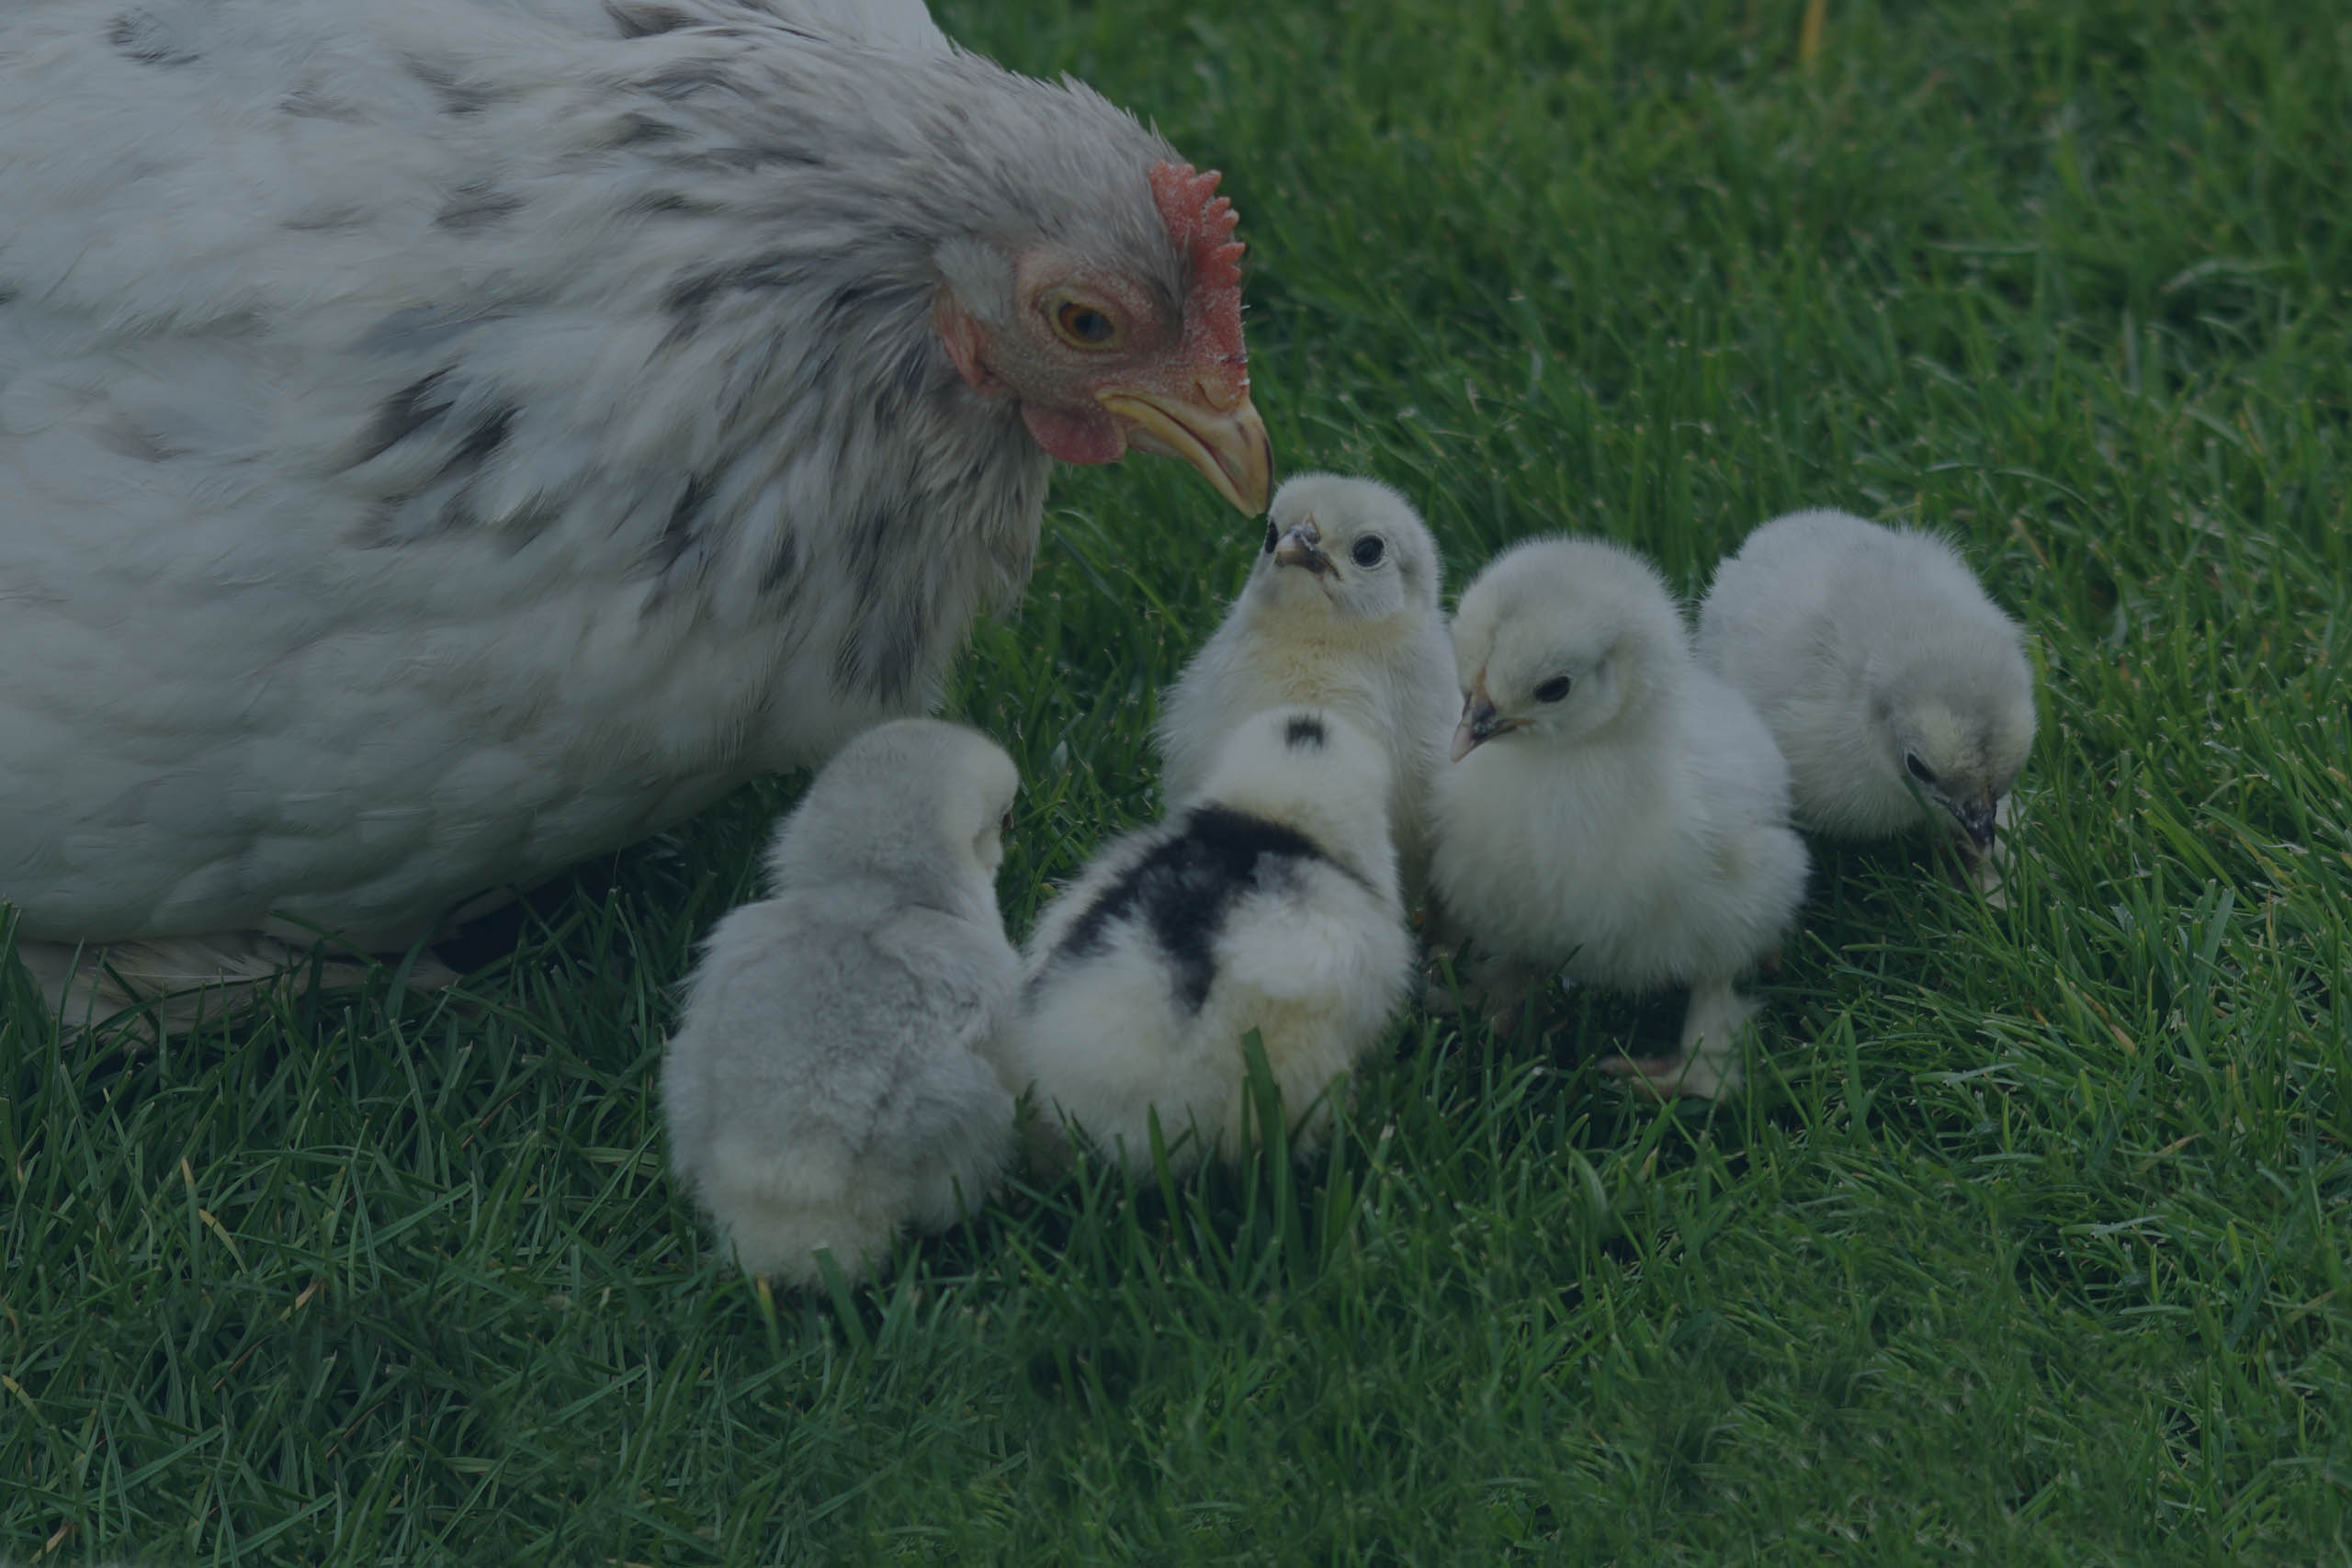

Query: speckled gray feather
[[661, 718, 1020, 1286], [0, 0, 1188, 954]]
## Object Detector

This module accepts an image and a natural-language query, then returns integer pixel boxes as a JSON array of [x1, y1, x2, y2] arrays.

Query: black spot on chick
[[1283, 715, 1327, 750], [107, 11, 199, 67], [1045, 807, 1333, 1016]]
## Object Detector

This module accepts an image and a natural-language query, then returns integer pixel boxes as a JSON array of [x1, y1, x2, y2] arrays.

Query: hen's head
[[929, 160, 1270, 514]]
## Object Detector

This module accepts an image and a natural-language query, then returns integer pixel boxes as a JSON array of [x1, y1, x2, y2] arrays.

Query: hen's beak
[[1950, 790, 1999, 852], [1100, 381, 1272, 515], [1272, 518, 1333, 576], [1450, 689, 1521, 762]]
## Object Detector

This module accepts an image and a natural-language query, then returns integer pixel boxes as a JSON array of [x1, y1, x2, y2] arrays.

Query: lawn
[[5, 0, 2348, 1562]]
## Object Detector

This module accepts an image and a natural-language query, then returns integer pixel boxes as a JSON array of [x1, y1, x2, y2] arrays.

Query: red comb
[[1149, 161, 1247, 363], [1150, 161, 1245, 292]]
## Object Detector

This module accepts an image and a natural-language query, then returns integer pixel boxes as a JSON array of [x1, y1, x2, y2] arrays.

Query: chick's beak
[[1272, 518, 1332, 576], [1098, 378, 1272, 515], [1951, 791, 1999, 852], [1449, 689, 1521, 762]]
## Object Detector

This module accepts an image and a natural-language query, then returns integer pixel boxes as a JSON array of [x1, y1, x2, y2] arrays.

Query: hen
[[0, 0, 1270, 1021]]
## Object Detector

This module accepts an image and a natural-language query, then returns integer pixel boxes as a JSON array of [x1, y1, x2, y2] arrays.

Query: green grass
[[6, 0, 2350, 1561]]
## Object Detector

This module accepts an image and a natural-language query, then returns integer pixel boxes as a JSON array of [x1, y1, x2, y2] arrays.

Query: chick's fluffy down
[[662, 719, 1018, 1286], [995, 708, 1412, 1174]]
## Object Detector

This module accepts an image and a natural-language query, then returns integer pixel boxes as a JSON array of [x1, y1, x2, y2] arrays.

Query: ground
[[4, 0, 2348, 1562]]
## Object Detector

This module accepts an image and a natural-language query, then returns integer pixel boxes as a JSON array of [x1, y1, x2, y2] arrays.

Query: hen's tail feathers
[[12, 932, 458, 1043]]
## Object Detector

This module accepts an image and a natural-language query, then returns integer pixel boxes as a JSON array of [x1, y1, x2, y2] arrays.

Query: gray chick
[[662, 719, 1020, 1288], [1696, 509, 2037, 895]]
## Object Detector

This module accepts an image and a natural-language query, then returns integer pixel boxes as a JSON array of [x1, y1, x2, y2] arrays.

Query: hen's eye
[[1533, 675, 1573, 704], [1351, 536, 1386, 568], [1905, 753, 1937, 785], [1052, 299, 1121, 348]]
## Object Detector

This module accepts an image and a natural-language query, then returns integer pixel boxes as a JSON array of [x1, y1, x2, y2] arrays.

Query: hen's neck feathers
[[355, 25, 1169, 604]]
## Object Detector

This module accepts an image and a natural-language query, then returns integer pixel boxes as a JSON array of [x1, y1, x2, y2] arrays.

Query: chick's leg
[[1600, 978, 1759, 1100], [1434, 947, 1546, 1037]]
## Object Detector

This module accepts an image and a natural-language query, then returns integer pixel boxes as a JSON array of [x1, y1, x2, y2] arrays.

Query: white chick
[[662, 719, 1021, 1288], [996, 706, 1413, 1175], [1695, 509, 2037, 895], [1156, 473, 1460, 901], [1430, 537, 1809, 1099]]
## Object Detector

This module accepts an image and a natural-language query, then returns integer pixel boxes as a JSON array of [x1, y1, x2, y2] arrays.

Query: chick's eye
[[1533, 675, 1573, 704], [999, 809, 1015, 835], [1905, 754, 1937, 785], [1052, 299, 1121, 348], [1351, 536, 1386, 568]]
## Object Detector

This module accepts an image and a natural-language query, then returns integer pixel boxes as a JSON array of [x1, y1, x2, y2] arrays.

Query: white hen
[[1695, 509, 2036, 895], [995, 707, 1412, 1175], [1430, 537, 1808, 1099], [0, 0, 1269, 1024], [662, 719, 1019, 1287], [1155, 473, 1459, 903]]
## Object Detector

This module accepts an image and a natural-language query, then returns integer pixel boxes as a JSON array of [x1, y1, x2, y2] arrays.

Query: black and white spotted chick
[[989, 707, 1414, 1176], [662, 719, 1020, 1288]]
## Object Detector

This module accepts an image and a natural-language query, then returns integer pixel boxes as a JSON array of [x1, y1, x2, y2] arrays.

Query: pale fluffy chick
[[1696, 509, 2037, 898], [995, 707, 1414, 1175], [1430, 538, 1809, 1099], [662, 719, 1021, 1288], [1156, 474, 1460, 902]]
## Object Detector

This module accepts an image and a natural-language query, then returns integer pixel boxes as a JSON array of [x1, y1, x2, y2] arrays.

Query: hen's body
[[0, 0, 1238, 968]]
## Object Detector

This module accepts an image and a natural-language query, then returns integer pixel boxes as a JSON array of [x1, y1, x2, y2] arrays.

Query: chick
[[1430, 538, 1808, 1099], [1156, 473, 1460, 901], [996, 706, 1413, 1175], [662, 719, 1020, 1288], [1696, 509, 2037, 897]]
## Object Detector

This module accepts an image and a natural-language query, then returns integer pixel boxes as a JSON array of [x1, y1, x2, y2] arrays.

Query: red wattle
[[1021, 402, 1126, 466]]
